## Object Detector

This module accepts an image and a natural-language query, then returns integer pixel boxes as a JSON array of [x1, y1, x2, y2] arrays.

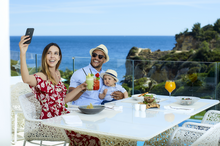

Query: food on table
[[138, 102, 160, 109], [180, 97, 193, 105], [182, 98, 192, 100], [143, 94, 155, 103], [137, 92, 158, 107], [86, 103, 94, 109], [138, 92, 148, 97], [86, 73, 94, 90], [144, 97, 155, 103], [93, 73, 100, 90]]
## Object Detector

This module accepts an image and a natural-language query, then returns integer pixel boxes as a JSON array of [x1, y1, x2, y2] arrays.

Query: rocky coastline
[[122, 19, 220, 100]]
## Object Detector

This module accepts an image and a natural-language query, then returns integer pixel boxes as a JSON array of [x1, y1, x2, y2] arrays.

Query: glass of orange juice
[[165, 80, 176, 98]]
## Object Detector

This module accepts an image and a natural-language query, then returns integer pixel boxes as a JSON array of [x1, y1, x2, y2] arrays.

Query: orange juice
[[165, 81, 176, 93]]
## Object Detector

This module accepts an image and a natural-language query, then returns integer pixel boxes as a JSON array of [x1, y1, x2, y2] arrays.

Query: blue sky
[[10, 0, 220, 36]]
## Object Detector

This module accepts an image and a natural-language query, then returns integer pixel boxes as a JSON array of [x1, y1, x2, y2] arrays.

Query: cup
[[86, 76, 94, 90], [134, 104, 140, 111], [93, 78, 100, 90], [140, 104, 146, 111]]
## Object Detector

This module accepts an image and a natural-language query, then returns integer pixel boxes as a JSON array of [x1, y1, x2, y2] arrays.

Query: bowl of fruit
[[174, 96, 200, 105]]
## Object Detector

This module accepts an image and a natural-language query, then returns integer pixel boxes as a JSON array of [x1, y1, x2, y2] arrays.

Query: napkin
[[105, 105, 123, 111], [164, 106, 194, 113], [62, 115, 82, 126]]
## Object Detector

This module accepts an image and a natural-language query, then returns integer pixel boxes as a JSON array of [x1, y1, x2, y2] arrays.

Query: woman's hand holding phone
[[24, 28, 34, 44], [19, 28, 34, 55], [19, 35, 30, 55]]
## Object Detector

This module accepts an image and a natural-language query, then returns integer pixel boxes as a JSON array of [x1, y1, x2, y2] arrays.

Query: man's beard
[[90, 60, 104, 69], [91, 62, 102, 69]]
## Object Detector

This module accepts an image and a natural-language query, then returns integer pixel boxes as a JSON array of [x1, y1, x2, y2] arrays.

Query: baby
[[99, 69, 128, 104]]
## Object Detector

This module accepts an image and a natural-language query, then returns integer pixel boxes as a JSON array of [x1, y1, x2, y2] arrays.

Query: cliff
[[173, 34, 219, 51]]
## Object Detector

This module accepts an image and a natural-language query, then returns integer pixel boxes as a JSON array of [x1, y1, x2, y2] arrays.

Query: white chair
[[168, 110, 220, 146], [201, 110, 220, 125], [19, 92, 70, 146], [11, 82, 32, 144], [168, 122, 220, 146], [144, 110, 220, 146]]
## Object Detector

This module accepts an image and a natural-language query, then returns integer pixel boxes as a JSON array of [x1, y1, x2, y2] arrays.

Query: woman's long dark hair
[[41, 43, 62, 85]]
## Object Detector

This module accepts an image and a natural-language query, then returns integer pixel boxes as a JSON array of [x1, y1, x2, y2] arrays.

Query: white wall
[[0, 0, 11, 145]]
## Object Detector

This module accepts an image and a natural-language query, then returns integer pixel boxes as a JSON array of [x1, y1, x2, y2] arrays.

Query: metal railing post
[[72, 57, 75, 73], [35, 54, 37, 73], [215, 62, 219, 110], [132, 60, 134, 95]]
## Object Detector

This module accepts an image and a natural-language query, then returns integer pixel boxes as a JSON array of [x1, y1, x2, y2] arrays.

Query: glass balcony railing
[[10, 51, 220, 116]]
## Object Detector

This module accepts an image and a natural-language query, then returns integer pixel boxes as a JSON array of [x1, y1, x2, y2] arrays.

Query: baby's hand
[[103, 89, 108, 95]]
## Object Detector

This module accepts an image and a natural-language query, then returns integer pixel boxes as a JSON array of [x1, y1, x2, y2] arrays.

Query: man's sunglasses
[[92, 53, 105, 59]]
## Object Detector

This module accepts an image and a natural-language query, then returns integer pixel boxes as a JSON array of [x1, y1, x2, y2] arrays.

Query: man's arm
[[68, 87, 85, 102]]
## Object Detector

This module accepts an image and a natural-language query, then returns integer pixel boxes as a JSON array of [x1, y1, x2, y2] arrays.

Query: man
[[69, 44, 124, 105]]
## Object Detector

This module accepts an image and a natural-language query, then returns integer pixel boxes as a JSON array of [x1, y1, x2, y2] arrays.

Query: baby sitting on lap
[[99, 69, 128, 105]]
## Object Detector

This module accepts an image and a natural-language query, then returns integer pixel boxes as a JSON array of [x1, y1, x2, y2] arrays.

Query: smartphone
[[24, 28, 34, 44]]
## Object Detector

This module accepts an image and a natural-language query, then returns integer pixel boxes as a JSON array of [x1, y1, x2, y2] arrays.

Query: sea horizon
[[10, 35, 175, 36]]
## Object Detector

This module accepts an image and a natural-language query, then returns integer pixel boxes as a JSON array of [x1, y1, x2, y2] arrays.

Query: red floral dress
[[30, 74, 101, 146]]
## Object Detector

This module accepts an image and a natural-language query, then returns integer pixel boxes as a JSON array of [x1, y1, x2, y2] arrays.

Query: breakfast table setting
[[42, 91, 219, 146]]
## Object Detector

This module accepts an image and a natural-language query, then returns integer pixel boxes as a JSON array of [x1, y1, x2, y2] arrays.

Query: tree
[[184, 28, 188, 34], [202, 24, 214, 31], [214, 18, 220, 33], [192, 23, 201, 40]]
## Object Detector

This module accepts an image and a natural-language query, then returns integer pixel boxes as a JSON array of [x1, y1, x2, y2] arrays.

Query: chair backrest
[[202, 110, 220, 125], [19, 92, 42, 121], [11, 82, 32, 111], [19, 92, 70, 142], [192, 122, 220, 146]]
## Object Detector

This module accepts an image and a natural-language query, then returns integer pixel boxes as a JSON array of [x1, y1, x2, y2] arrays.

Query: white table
[[42, 95, 219, 145]]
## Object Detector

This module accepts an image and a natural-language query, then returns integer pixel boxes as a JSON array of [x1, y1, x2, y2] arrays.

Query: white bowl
[[132, 93, 156, 100], [174, 96, 200, 105]]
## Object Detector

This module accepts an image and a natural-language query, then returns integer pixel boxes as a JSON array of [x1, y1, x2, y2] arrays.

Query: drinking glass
[[93, 78, 100, 90], [165, 80, 176, 99], [86, 76, 94, 90]]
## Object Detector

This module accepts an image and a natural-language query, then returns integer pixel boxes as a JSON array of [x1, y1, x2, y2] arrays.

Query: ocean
[[10, 36, 176, 82]]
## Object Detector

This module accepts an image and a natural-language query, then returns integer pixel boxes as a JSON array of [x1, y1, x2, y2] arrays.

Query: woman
[[19, 35, 101, 146]]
